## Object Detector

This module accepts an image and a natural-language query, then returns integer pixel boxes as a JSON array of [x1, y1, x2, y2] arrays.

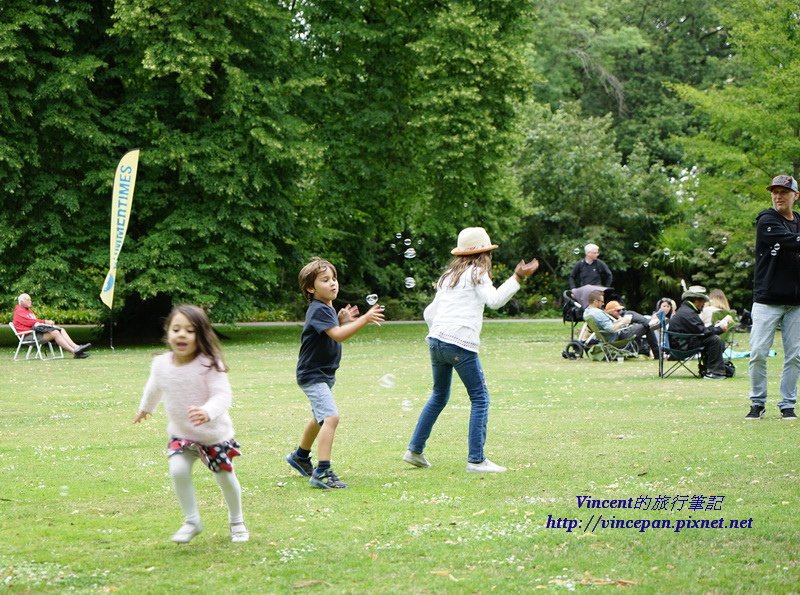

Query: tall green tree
[[512, 103, 675, 309], [300, 0, 535, 301], [108, 0, 315, 321], [1, 1, 316, 325], [667, 0, 800, 307], [0, 1, 116, 315], [296, 0, 428, 300], [408, 1, 534, 243], [674, 0, 800, 179], [529, 0, 733, 164]]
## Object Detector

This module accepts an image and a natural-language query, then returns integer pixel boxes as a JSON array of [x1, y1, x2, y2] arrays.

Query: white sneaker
[[466, 459, 507, 473], [230, 523, 249, 543], [403, 450, 431, 468], [171, 521, 203, 543]]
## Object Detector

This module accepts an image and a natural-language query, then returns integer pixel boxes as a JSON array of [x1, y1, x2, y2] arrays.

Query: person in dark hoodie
[[746, 174, 800, 421]]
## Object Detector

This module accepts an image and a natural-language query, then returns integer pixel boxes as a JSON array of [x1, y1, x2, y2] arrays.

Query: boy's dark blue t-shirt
[[296, 299, 341, 384]]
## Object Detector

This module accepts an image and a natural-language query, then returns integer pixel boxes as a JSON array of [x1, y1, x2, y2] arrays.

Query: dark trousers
[[701, 335, 726, 375], [627, 311, 659, 357]]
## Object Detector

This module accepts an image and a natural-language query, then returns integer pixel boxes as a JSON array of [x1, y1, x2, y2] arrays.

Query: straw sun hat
[[451, 227, 499, 256]]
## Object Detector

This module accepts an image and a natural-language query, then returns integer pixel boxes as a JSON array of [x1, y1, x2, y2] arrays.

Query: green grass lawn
[[1, 321, 798, 593]]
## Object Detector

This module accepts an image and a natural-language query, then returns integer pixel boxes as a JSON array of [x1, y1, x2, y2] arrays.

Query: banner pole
[[109, 308, 115, 351]]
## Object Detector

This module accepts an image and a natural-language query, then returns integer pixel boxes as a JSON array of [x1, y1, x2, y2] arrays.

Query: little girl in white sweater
[[134, 304, 248, 543]]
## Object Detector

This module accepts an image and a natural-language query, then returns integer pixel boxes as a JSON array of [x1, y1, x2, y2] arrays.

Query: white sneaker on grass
[[466, 459, 507, 473], [171, 521, 203, 543], [230, 523, 249, 543], [403, 450, 431, 468]]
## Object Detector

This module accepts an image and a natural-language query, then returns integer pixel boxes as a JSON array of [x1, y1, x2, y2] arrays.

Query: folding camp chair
[[584, 317, 640, 362], [712, 309, 737, 377], [9, 322, 64, 361], [657, 319, 704, 378]]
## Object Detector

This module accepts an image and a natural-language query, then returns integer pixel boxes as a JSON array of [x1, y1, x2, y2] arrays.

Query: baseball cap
[[767, 175, 798, 193]]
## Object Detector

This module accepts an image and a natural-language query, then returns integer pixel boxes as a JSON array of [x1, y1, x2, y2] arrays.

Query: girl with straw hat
[[403, 227, 538, 473]]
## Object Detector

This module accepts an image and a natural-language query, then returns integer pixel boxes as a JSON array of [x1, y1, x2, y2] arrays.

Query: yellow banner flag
[[100, 149, 139, 309]]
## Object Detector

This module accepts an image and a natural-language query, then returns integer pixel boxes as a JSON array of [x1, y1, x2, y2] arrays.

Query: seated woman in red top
[[13, 293, 91, 358]]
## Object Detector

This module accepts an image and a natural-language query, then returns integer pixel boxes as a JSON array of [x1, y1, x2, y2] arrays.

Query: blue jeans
[[408, 338, 490, 464], [749, 302, 800, 409]]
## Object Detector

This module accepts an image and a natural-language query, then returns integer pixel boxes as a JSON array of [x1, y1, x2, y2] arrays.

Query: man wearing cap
[[569, 243, 613, 289], [746, 174, 800, 420], [604, 300, 660, 358], [668, 286, 729, 379]]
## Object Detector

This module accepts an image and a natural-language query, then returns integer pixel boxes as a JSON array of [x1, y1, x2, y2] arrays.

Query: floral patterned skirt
[[167, 437, 241, 473]]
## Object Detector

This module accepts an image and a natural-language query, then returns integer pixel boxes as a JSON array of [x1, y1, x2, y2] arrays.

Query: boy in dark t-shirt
[[286, 258, 385, 488]]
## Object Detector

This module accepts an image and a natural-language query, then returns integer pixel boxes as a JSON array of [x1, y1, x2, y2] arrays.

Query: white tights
[[168, 451, 244, 526]]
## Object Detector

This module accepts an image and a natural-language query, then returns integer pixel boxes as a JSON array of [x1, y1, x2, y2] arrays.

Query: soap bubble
[[463, 203, 468, 208], [771, 250, 778, 256], [721, 236, 728, 244], [669, 257, 675, 263], [663, 248, 671, 256], [395, 232, 402, 239], [767, 227, 772, 232], [773, 243, 781, 251], [401, 399, 413, 411], [708, 247, 716, 255], [378, 373, 396, 389], [366, 294, 378, 306], [404, 238, 412, 246], [692, 221, 699, 228], [642, 261, 649, 268], [417, 239, 423, 245], [404, 248, 417, 259], [540, 297, 548, 305], [633, 242, 640, 249], [573, 248, 580, 255], [390, 243, 396, 249], [404, 277, 416, 289]]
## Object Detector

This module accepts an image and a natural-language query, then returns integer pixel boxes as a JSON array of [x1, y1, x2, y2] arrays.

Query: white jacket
[[424, 266, 520, 352]]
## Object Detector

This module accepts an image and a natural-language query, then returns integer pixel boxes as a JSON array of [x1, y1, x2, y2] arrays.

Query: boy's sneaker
[[780, 408, 797, 420], [745, 405, 765, 420], [171, 521, 203, 543], [402, 450, 431, 468], [286, 452, 313, 477], [309, 468, 347, 489], [466, 459, 507, 473], [230, 522, 249, 543]]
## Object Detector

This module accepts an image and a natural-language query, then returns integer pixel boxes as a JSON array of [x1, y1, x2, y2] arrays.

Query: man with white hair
[[12, 294, 91, 358], [569, 243, 613, 289]]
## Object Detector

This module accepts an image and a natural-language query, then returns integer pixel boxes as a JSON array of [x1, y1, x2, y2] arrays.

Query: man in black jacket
[[569, 243, 613, 289], [668, 286, 729, 380], [747, 174, 800, 421]]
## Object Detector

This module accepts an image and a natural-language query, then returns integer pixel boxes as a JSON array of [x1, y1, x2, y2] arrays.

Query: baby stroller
[[561, 290, 589, 359], [561, 289, 597, 359]]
